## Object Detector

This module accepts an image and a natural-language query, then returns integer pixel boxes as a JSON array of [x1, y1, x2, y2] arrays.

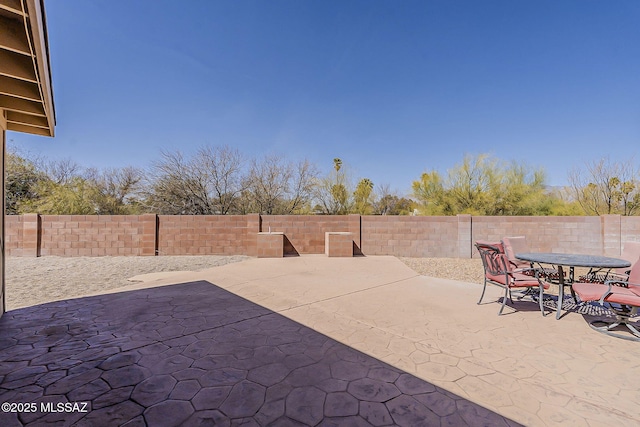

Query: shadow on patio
[[0, 281, 518, 426]]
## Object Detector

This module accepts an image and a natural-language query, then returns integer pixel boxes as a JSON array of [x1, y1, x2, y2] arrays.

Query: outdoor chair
[[501, 236, 558, 280], [475, 241, 551, 316], [578, 241, 640, 284], [572, 257, 640, 341]]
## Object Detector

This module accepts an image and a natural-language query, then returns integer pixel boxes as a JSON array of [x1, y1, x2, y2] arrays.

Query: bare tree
[[313, 158, 353, 214], [144, 145, 246, 215], [85, 166, 143, 214], [287, 159, 319, 214], [195, 145, 246, 214], [145, 150, 213, 214], [244, 156, 319, 214], [373, 184, 415, 215], [569, 157, 640, 216], [40, 158, 82, 185]]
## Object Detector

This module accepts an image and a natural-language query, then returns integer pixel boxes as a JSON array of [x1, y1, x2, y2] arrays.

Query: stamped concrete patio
[[1, 255, 639, 426]]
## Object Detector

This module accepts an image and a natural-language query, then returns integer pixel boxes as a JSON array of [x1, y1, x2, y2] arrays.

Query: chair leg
[[498, 287, 509, 315], [569, 286, 578, 304], [590, 319, 640, 341], [589, 305, 640, 341], [627, 323, 640, 338], [478, 279, 488, 305], [538, 284, 547, 316]]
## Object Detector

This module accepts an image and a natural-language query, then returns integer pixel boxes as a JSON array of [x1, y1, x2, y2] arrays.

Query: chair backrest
[[475, 240, 504, 253], [475, 241, 510, 277], [627, 257, 640, 286], [501, 236, 530, 269], [617, 242, 640, 275]]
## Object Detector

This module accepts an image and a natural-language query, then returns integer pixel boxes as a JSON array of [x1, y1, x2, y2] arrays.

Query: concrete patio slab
[[2, 255, 640, 426]]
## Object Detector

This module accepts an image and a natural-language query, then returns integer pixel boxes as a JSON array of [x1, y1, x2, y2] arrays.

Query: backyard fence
[[6, 214, 640, 259]]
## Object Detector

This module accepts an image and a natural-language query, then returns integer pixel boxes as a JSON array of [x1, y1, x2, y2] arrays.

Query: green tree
[[353, 178, 374, 214], [412, 153, 562, 216], [447, 154, 495, 215], [412, 170, 446, 215], [488, 162, 547, 215], [314, 158, 353, 214], [6, 149, 48, 214], [23, 177, 95, 214]]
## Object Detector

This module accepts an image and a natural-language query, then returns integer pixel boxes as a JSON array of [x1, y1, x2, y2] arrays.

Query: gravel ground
[[398, 257, 589, 298], [5, 255, 249, 310], [399, 257, 485, 284]]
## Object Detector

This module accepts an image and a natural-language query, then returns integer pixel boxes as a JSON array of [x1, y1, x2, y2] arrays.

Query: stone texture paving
[[0, 280, 518, 426], [129, 255, 640, 427]]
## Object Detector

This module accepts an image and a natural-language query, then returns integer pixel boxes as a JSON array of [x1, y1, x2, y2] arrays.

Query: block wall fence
[[6, 214, 640, 258]]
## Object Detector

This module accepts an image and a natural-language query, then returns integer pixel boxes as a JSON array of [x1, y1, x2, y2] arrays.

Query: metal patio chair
[[475, 241, 551, 316], [501, 236, 558, 281], [572, 257, 640, 341]]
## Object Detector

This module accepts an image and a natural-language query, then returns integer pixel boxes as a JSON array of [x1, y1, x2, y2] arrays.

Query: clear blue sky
[[9, 0, 640, 196]]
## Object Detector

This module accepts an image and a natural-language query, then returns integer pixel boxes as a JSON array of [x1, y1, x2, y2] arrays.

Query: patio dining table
[[515, 253, 632, 320]]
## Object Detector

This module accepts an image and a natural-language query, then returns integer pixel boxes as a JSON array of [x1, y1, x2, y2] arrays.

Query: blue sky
[[9, 0, 640, 196]]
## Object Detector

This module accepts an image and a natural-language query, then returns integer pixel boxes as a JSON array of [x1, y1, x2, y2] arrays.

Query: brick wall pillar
[[22, 213, 41, 257], [457, 214, 472, 258], [348, 214, 362, 255], [246, 214, 261, 256], [601, 214, 621, 257], [140, 214, 158, 256]]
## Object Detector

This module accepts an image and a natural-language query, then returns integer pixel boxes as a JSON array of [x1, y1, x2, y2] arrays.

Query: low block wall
[[158, 215, 249, 256], [470, 216, 604, 256], [6, 214, 640, 258], [39, 215, 154, 257], [5, 215, 23, 257], [261, 215, 353, 255], [361, 216, 461, 257]]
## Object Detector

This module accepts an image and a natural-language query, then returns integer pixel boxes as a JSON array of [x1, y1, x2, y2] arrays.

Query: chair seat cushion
[[572, 282, 640, 306], [487, 272, 549, 289]]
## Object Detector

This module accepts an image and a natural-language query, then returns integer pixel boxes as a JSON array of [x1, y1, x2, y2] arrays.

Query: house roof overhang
[[0, 0, 55, 136]]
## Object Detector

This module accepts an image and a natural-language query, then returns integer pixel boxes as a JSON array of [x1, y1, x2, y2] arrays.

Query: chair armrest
[[517, 267, 540, 276], [603, 279, 629, 288], [598, 280, 629, 305]]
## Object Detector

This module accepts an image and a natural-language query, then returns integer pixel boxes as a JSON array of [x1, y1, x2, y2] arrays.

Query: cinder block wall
[[261, 215, 351, 254], [361, 216, 460, 257], [39, 215, 149, 256], [620, 216, 640, 252], [470, 216, 603, 257], [5, 215, 23, 256], [158, 215, 249, 256], [5, 214, 638, 258]]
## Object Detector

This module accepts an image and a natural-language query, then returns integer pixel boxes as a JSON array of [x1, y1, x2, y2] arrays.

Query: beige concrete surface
[[124, 255, 640, 427]]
